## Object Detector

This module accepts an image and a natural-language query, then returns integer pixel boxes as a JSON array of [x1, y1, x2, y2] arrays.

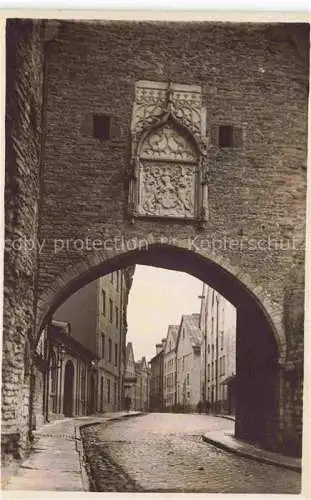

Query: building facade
[[149, 341, 165, 411], [124, 342, 137, 409], [54, 268, 134, 413], [3, 20, 308, 470], [135, 357, 151, 412], [199, 284, 236, 414], [33, 320, 99, 426], [163, 325, 178, 410], [124, 343, 151, 411], [176, 314, 202, 410]]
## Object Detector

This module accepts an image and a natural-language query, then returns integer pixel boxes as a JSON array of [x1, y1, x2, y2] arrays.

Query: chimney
[[156, 343, 163, 355], [162, 338, 167, 350]]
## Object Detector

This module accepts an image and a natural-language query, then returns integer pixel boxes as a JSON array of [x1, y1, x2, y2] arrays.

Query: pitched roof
[[168, 324, 178, 343], [49, 322, 98, 362], [135, 356, 147, 371], [126, 342, 135, 364], [177, 313, 202, 349], [163, 324, 179, 354]]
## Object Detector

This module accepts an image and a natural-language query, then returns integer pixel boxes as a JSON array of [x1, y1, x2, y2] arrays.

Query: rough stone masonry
[[3, 18, 309, 468]]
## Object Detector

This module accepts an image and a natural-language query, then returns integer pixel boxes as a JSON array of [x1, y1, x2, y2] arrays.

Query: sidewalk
[[202, 416, 301, 472], [3, 411, 142, 491]]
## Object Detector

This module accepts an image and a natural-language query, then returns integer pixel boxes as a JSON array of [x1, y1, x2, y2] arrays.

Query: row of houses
[[31, 268, 138, 427], [124, 343, 151, 412], [149, 284, 237, 414]]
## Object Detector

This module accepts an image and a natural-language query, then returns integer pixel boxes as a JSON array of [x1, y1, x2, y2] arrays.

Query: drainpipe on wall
[[215, 296, 219, 413], [28, 340, 36, 442], [45, 324, 52, 423], [118, 271, 123, 410]]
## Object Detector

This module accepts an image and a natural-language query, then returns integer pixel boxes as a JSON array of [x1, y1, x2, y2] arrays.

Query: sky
[[126, 265, 203, 362]]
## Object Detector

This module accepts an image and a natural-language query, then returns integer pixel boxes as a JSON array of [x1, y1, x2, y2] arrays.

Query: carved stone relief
[[139, 121, 198, 162], [129, 80, 208, 225], [139, 162, 196, 218]]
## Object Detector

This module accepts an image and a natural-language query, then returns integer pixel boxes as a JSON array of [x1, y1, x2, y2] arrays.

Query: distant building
[[199, 283, 236, 414], [124, 342, 137, 409], [54, 268, 134, 413], [124, 343, 150, 411], [176, 314, 202, 410], [163, 325, 178, 410], [135, 357, 151, 412], [149, 340, 165, 411]]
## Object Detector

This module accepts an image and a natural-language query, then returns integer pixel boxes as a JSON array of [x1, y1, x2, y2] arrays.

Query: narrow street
[[82, 413, 301, 493]]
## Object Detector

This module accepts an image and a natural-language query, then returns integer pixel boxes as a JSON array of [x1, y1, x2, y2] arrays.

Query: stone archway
[[63, 360, 74, 417], [36, 243, 285, 452]]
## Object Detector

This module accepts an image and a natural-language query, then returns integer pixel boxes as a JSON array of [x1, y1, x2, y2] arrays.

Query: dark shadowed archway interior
[[63, 360, 75, 417], [40, 244, 280, 451]]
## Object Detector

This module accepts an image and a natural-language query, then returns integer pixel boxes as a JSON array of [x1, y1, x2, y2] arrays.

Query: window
[[208, 363, 210, 382], [223, 355, 226, 375], [109, 299, 113, 322], [212, 344, 214, 359], [108, 338, 112, 362], [218, 125, 233, 147], [111, 272, 114, 284], [93, 114, 110, 140], [115, 306, 119, 328], [187, 391, 190, 399], [207, 344, 210, 355], [212, 361, 214, 380], [107, 379, 111, 403], [221, 331, 224, 350], [217, 125, 242, 148], [101, 334, 105, 359], [114, 343, 118, 366], [102, 290, 106, 315], [182, 328, 185, 339], [186, 373, 190, 385]]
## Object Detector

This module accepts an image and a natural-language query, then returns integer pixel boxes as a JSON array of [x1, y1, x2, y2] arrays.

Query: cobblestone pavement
[[82, 413, 301, 493]]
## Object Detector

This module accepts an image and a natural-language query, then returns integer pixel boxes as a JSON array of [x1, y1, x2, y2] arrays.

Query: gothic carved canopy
[[128, 80, 208, 227]]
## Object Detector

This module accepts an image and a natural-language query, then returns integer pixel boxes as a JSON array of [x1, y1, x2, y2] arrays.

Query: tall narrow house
[[199, 283, 236, 414], [163, 325, 178, 410], [176, 314, 202, 410]]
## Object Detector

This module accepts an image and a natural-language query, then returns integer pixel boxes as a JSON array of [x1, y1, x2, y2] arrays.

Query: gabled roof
[[164, 324, 179, 354], [176, 313, 202, 351], [136, 356, 148, 371], [126, 342, 135, 365], [49, 322, 98, 362]]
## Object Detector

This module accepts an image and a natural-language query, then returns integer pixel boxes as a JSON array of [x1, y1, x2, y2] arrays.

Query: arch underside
[[36, 243, 284, 450], [37, 244, 284, 361]]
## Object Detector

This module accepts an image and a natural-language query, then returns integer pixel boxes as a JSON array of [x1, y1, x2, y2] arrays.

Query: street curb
[[215, 414, 236, 422], [77, 412, 144, 491], [201, 434, 302, 472]]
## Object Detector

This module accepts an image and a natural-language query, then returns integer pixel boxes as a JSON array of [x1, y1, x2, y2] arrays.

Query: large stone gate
[[3, 19, 309, 465]]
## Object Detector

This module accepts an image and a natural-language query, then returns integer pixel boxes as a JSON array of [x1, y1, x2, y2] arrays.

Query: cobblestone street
[[81, 413, 301, 493]]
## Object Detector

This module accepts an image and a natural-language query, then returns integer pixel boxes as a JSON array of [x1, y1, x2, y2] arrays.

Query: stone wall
[[3, 19, 44, 463], [37, 21, 308, 345], [3, 20, 308, 460], [34, 21, 308, 453]]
